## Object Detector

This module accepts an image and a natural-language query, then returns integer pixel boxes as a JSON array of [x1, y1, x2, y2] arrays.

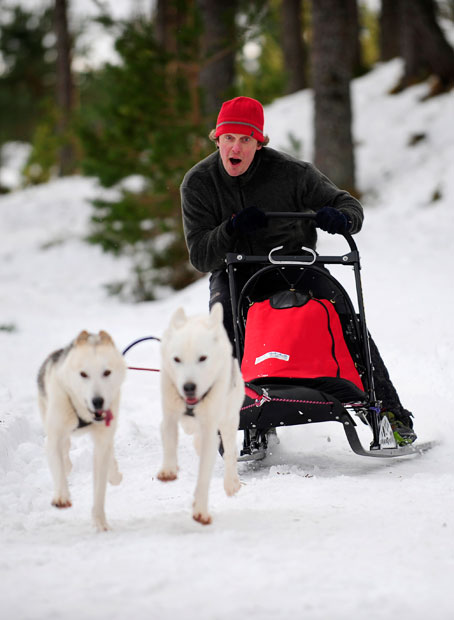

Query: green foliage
[[0, 323, 17, 333], [237, 1, 379, 100], [0, 5, 56, 145], [359, 2, 380, 70], [236, 0, 286, 104], [21, 101, 60, 184], [77, 13, 211, 299]]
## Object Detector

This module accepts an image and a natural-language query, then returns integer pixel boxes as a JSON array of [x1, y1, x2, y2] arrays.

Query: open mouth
[[91, 409, 114, 426], [185, 397, 198, 407], [229, 158, 241, 166]]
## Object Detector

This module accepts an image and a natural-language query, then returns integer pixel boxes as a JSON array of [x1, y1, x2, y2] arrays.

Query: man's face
[[218, 133, 262, 177]]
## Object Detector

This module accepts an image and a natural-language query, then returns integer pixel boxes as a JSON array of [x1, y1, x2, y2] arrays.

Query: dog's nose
[[92, 396, 104, 411], [183, 382, 196, 397]]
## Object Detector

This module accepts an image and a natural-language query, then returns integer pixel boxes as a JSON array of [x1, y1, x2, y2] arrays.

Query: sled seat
[[239, 378, 366, 432], [262, 376, 367, 402]]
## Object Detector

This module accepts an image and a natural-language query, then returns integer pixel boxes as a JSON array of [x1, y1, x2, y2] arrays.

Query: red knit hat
[[215, 96, 265, 142]]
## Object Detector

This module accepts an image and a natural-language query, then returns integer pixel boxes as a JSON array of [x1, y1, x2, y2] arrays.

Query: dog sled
[[122, 213, 434, 463], [226, 212, 433, 461]]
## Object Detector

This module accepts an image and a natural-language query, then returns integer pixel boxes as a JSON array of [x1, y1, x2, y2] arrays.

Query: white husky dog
[[37, 330, 127, 531], [158, 303, 244, 525]]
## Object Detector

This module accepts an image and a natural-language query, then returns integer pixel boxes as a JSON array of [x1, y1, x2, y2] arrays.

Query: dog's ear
[[209, 302, 224, 326], [98, 330, 114, 345], [170, 307, 187, 329], [75, 330, 90, 345]]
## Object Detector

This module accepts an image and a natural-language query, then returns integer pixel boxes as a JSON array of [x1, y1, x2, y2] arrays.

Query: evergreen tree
[[0, 5, 55, 145], [78, 12, 211, 299], [236, 0, 287, 104]]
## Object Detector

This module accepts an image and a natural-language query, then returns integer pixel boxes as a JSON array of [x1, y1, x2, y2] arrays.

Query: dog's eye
[[199, 356, 207, 362], [173, 357, 181, 363], [103, 370, 111, 377], [80, 371, 88, 378]]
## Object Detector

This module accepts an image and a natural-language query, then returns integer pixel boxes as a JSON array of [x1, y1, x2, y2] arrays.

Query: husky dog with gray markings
[[38, 330, 127, 531], [158, 303, 244, 525]]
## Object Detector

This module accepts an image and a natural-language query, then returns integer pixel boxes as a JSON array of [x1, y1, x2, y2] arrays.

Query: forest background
[[1, 0, 453, 300]]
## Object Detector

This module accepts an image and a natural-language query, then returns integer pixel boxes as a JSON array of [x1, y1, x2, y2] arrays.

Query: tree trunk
[[280, 0, 307, 93], [311, 0, 356, 193], [154, 0, 203, 128], [347, 0, 364, 77], [54, 0, 75, 176], [379, 0, 402, 61], [401, 0, 454, 91], [155, 0, 182, 54], [197, 0, 237, 122]]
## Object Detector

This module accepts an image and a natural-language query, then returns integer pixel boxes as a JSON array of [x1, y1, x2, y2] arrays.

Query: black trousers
[[209, 268, 411, 419]]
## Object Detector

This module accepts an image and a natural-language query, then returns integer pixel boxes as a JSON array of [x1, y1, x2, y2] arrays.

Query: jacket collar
[[217, 148, 263, 187]]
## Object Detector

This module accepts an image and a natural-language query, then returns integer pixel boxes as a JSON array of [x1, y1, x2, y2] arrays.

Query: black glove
[[226, 206, 267, 235], [315, 206, 349, 234]]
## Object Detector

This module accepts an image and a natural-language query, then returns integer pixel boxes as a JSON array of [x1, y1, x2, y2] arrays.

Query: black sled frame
[[226, 212, 430, 460]]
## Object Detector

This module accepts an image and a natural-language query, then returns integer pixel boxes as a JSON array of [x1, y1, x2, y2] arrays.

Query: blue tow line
[[122, 336, 161, 372]]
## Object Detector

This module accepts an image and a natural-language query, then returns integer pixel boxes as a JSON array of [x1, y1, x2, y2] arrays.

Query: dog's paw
[[93, 517, 110, 532], [193, 511, 212, 525], [109, 471, 123, 486], [224, 475, 241, 497], [92, 508, 110, 532], [52, 497, 72, 509], [157, 468, 178, 482]]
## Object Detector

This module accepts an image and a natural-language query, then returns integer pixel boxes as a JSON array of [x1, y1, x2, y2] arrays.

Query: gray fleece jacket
[[180, 147, 363, 273]]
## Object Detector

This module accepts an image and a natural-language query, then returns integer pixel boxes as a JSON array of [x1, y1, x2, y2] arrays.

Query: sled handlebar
[[265, 211, 357, 253]]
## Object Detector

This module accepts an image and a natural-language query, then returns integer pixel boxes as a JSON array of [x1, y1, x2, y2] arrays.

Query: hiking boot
[[381, 410, 417, 446]]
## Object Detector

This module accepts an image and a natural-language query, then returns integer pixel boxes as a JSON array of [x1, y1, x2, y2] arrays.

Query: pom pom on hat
[[215, 96, 265, 143]]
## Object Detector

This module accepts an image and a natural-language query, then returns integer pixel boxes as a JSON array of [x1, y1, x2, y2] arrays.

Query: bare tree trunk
[[400, 0, 454, 92], [311, 0, 356, 192], [155, 0, 181, 53], [281, 0, 308, 93], [154, 0, 202, 128], [400, 0, 427, 84], [197, 0, 237, 121], [54, 0, 75, 176], [347, 0, 364, 76], [380, 0, 402, 61]]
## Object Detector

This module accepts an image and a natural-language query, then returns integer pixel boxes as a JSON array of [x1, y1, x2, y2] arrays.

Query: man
[[180, 96, 416, 445]]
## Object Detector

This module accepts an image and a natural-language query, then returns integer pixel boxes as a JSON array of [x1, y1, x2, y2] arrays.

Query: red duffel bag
[[241, 291, 364, 391]]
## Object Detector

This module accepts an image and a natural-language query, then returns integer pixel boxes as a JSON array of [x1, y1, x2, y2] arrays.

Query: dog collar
[[68, 397, 92, 429], [183, 387, 212, 417], [77, 416, 92, 429], [69, 398, 113, 429]]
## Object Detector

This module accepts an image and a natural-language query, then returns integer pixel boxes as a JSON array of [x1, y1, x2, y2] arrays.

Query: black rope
[[312, 298, 341, 378], [122, 336, 161, 357]]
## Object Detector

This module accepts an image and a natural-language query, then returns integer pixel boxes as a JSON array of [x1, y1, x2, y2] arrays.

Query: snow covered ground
[[1, 60, 454, 620]]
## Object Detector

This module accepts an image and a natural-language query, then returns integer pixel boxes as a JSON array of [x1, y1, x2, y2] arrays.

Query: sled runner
[[226, 212, 433, 461]]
